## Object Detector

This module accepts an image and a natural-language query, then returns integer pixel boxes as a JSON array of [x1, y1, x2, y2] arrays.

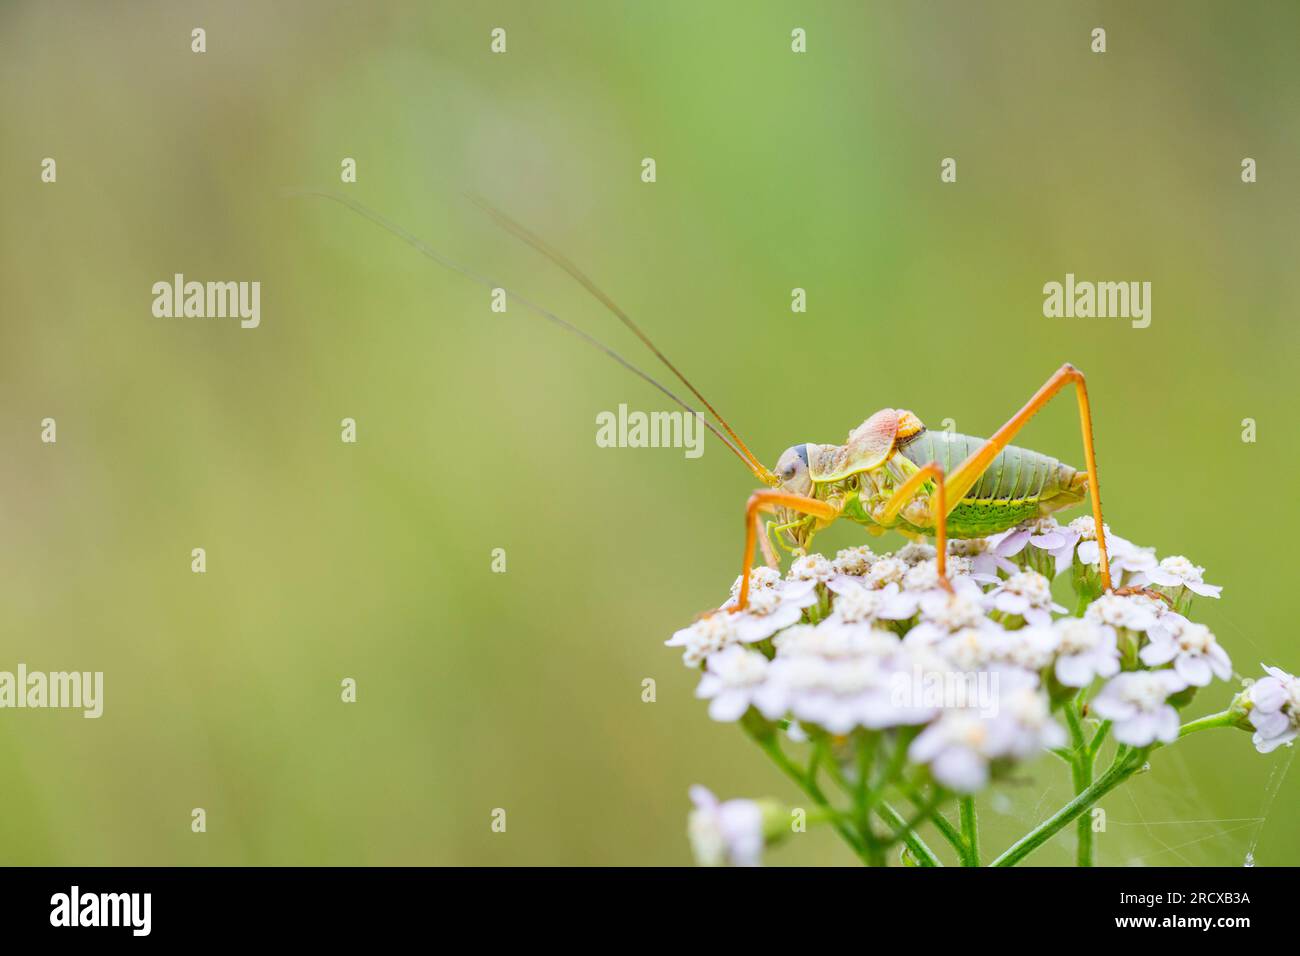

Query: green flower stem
[[806, 740, 824, 782], [1086, 720, 1111, 763], [802, 806, 846, 827], [992, 709, 1238, 867], [869, 729, 913, 810], [1063, 698, 1087, 750], [1063, 698, 1094, 867], [1177, 710, 1236, 737], [888, 793, 944, 847], [822, 759, 856, 800], [1072, 754, 1094, 866], [744, 723, 874, 864], [903, 785, 965, 858], [991, 748, 1141, 867], [855, 733, 878, 848], [958, 797, 980, 866], [845, 740, 888, 867], [827, 751, 887, 863], [875, 801, 941, 867]]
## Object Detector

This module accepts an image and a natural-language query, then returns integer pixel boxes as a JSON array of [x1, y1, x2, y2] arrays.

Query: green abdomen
[[895, 430, 1082, 538]]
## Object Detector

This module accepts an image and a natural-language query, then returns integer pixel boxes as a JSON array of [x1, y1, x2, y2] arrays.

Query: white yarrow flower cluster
[[1241, 665, 1300, 754], [1139, 617, 1231, 687], [687, 786, 765, 867], [671, 523, 1292, 863], [910, 673, 1067, 791], [1048, 617, 1120, 687], [1091, 670, 1187, 746], [696, 645, 770, 721], [1131, 554, 1223, 599], [985, 569, 1063, 626]]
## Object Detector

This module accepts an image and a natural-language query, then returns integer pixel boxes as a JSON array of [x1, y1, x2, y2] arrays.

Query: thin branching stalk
[[958, 797, 980, 866], [1086, 720, 1111, 763], [991, 748, 1141, 867], [991, 712, 1239, 866], [855, 733, 878, 851], [744, 723, 874, 864], [902, 784, 965, 860], [875, 801, 941, 866], [1063, 698, 1094, 866]]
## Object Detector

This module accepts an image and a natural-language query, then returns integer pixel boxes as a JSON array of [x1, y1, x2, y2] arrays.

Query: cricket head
[[773, 443, 813, 495]]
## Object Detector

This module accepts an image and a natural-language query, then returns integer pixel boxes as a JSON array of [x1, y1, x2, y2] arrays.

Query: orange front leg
[[873, 461, 953, 592], [733, 491, 840, 612]]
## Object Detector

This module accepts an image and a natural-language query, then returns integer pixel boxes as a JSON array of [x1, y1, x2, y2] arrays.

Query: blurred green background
[[2, 0, 1297, 865]]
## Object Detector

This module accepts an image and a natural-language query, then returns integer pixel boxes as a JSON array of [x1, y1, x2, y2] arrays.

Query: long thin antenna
[[466, 194, 777, 486], [286, 190, 770, 480]]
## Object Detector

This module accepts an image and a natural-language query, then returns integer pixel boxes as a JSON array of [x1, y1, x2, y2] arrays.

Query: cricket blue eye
[[794, 444, 809, 466]]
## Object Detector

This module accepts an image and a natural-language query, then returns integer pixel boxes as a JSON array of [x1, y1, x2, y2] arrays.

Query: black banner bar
[[0, 866, 1280, 942]]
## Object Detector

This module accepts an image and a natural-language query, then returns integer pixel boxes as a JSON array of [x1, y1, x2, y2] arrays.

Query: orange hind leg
[[944, 364, 1112, 592], [869, 364, 1112, 594]]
